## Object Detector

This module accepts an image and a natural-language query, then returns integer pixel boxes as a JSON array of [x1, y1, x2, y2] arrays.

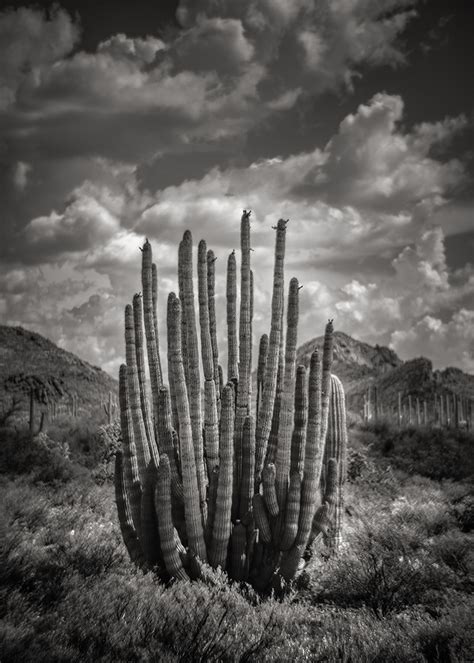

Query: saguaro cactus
[[115, 212, 348, 591]]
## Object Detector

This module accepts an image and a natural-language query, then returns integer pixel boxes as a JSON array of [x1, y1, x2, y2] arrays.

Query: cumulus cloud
[[1, 1, 422, 171], [24, 185, 122, 256], [295, 93, 467, 211], [0, 6, 79, 108], [13, 161, 31, 191], [1, 3, 472, 374], [391, 310, 474, 373]]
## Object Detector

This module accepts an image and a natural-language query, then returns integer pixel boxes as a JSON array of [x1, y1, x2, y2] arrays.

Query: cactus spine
[[115, 212, 348, 591]]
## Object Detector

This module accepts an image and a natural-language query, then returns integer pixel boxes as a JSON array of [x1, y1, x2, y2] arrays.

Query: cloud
[[24, 184, 122, 257], [6, 90, 469, 374], [170, 17, 254, 76], [13, 161, 31, 190], [1, 1, 471, 375], [391, 310, 474, 373], [0, 6, 80, 109], [294, 93, 467, 211], [1, 1, 422, 170]]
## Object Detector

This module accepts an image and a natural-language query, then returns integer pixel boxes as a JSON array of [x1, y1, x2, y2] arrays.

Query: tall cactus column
[[168, 293, 207, 561], [233, 210, 252, 519], [179, 231, 207, 516], [114, 211, 349, 592], [323, 375, 348, 551], [255, 219, 287, 482]]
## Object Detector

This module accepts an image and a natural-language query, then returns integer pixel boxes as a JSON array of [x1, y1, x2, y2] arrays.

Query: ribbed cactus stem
[[218, 364, 224, 399], [262, 462, 279, 517], [255, 219, 287, 480], [280, 471, 302, 550], [320, 319, 334, 444], [275, 277, 299, 511], [209, 383, 234, 569], [295, 349, 322, 547], [239, 415, 255, 520], [207, 249, 220, 402], [252, 494, 272, 544], [290, 365, 307, 476], [205, 466, 219, 546], [323, 376, 347, 551], [180, 231, 207, 511], [226, 250, 238, 381], [155, 454, 188, 581], [249, 268, 254, 371], [309, 458, 338, 547], [256, 334, 268, 422], [140, 464, 162, 567], [234, 211, 252, 496], [118, 364, 142, 536], [166, 294, 180, 433], [230, 522, 247, 581], [279, 543, 305, 581], [167, 293, 207, 561], [198, 239, 219, 475], [198, 239, 214, 381], [114, 451, 144, 566], [204, 378, 219, 475], [125, 304, 151, 481], [132, 293, 155, 451], [178, 239, 190, 390], [151, 262, 163, 379], [265, 341, 284, 467], [141, 241, 162, 433], [157, 386, 180, 488]]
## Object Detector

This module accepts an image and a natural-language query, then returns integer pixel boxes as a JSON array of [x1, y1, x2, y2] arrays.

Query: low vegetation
[[0, 419, 472, 662]]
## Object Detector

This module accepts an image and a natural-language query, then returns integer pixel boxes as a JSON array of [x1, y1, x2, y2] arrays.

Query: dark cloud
[[1, 0, 473, 374]]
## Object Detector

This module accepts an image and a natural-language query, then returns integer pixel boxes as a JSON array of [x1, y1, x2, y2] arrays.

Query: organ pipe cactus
[[114, 211, 348, 591]]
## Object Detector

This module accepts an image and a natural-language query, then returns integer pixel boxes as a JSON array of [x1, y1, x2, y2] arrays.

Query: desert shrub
[[449, 491, 474, 532], [361, 422, 474, 480], [390, 480, 455, 536], [313, 513, 458, 617], [0, 478, 127, 607], [46, 419, 121, 483], [0, 428, 84, 485], [347, 447, 373, 481], [430, 531, 474, 577]]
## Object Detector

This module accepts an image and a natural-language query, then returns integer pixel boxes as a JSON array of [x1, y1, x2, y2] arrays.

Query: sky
[[1, 0, 473, 376]]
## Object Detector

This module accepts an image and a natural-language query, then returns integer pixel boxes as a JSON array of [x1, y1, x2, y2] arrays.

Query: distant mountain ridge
[[1, 324, 472, 424], [0, 325, 117, 420], [296, 330, 474, 416]]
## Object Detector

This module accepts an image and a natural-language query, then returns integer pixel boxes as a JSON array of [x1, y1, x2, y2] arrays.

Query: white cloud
[[13, 161, 31, 190], [304, 93, 467, 211], [0, 0, 470, 377], [391, 310, 474, 373], [0, 6, 79, 109]]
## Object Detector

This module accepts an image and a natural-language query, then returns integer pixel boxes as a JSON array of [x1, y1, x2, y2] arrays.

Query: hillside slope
[[0, 326, 118, 421], [296, 330, 474, 417]]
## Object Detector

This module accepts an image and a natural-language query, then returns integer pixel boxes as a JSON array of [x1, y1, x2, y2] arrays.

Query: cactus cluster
[[115, 212, 348, 591]]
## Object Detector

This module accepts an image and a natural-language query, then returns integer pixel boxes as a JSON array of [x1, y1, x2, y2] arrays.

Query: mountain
[[296, 331, 474, 418], [0, 325, 118, 423]]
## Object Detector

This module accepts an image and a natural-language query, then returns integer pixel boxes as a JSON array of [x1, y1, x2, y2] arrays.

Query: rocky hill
[[0, 326, 118, 424], [296, 330, 474, 418]]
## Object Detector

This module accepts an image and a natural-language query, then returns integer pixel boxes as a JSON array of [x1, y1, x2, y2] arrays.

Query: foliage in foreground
[[1, 450, 473, 662], [357, 421, 474, 481]]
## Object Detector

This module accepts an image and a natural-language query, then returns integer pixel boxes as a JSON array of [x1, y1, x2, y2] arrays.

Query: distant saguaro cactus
[[114, 212, 348, 592], [103, 391, 117, 425]]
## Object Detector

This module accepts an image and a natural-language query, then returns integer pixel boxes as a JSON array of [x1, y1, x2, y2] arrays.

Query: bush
[[313, 513, 458, 617], [360, 423, 474, 481], [0, 428, 84, 485]]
